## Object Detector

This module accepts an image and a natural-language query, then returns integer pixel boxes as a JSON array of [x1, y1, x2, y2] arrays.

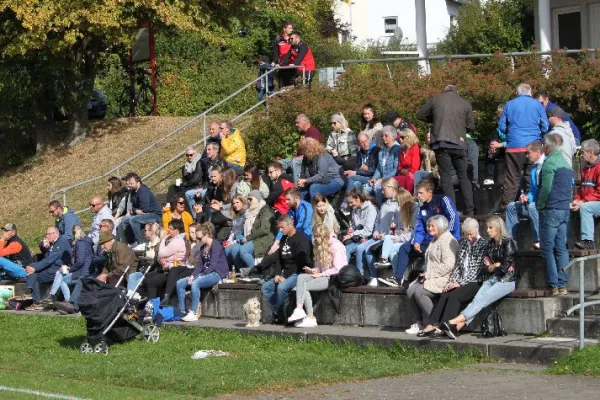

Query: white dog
[[243, 297, 261, 328]]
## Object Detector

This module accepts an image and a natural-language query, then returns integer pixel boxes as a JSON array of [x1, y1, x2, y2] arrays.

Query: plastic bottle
[[231, 266, 237, 282]]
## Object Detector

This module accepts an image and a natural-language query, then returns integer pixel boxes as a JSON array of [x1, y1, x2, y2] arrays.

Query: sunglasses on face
[[176, 201, 186, 205], [186, 153, 195, 157], [89, 203, 101, 207]]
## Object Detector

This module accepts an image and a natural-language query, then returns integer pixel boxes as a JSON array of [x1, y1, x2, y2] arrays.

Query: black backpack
[[481, 308, 507, 337]]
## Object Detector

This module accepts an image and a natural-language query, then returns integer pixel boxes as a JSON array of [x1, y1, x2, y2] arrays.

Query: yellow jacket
[[220, 128, 246, 167], [162, 208, 194, 239]]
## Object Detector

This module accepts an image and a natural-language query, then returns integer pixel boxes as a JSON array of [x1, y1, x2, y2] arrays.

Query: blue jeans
[[261, 274, 297, 317], [0, 257, 27, 279], [279, 157, 302, 183], [120, 213, 162, 244], [176, 272, 221, 313], [227, 162, 243, 174], [579, 201, 600, 241], [461, 276, 515, 325], [302, 180, 343, 201], [26, 272, 55, 301], [355, 238, 381, 277], [505, 201, 540, 244], [365, 181, 384, 204], [237, 241, 255, 269], [346, 175, 371, 192], [395, 241, 429, 280], [345, 241, 360, 263], [127, 271, 144, 292], [539, 209, 570, 288], [185, 188, 205, 217], [381, 235, 404, 275], [50, 271, 73, 301], [224, 243, 243, 269]]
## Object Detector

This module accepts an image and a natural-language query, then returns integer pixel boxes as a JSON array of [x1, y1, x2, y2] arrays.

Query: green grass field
[[0, 314, 487, 399]]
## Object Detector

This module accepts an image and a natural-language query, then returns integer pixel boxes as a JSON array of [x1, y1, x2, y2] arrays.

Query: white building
[[535, 0, 600, 50], [334, 0, 461, 46]]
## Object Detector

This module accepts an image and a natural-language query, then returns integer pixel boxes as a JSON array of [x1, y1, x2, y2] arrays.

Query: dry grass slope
[[0, 115, 251, 246]]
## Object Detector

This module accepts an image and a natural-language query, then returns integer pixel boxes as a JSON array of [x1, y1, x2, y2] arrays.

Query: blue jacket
[[412, 195, 460, 245], [31, 235, 72, 279], [525, 154, 545, 204], [372, 142, 401, 180], [355, 142, 380, 177], [133, 184, 162, 216], [545, 100, 581, 141], [276, 200, 313, 241], [55, 207, 81, 241], [498, 95, 549, 149], [536, 151, 573, 211], [71, 237, 94, 279]]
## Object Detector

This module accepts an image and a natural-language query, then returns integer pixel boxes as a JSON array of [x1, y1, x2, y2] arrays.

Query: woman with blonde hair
[[441, 216, 517, 339], [326, 113, 358, 170], [223, 194, 247, 269], [287, 223, 347, 328], [311, 193, 340, 235], [297, 138, 344, 200], [394, 128, 421, 194], [49, 225, 93, 302]]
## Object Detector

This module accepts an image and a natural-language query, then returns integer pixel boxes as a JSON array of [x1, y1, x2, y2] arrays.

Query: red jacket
[[284, 41, 315, 72], [398, 145, 421, 174], [274, 178, 295, 215], [575, 158, 600, 202], [273, 34, 292, 65]]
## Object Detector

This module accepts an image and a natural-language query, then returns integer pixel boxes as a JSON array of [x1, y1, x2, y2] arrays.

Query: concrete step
[[200, 285, 574, 335], [548, 316, 600, 339]]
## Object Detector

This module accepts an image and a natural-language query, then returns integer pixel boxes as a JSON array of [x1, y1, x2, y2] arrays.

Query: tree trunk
[[65, 37, 99, 146]]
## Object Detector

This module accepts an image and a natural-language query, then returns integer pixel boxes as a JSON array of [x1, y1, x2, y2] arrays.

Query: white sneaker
[[367, 278, 378, 287], [483, 179, 494, 185], [405, 323, 421, 334], [378, 277, 400, 287], [182, 311, 198, 322], [126, 290, 141, 301], [287, 308, 307, 322], [296, 317, 318, 328]]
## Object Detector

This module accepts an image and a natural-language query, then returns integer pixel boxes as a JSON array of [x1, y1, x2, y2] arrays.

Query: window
[[552, 7, 582, 49], [384, 17, 398, 35], [450, 15, 457, 27]]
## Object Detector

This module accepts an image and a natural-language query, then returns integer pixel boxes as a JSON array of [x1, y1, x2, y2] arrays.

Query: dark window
[[557, 12, 581, 49], [384, 17, 397, 34]]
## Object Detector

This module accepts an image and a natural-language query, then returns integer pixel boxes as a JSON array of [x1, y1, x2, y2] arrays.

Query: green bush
[[246, 52, 600, 167]]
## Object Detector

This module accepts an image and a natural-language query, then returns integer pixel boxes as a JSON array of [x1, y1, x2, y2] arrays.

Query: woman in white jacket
[[287, 223, 347, 328], [326, 113, 358, 170]]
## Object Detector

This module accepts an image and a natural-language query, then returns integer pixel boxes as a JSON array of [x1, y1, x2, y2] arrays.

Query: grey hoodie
[[351, 200, 378, 238], [549, 121, 576, 167], [374, 199, 400, 235]]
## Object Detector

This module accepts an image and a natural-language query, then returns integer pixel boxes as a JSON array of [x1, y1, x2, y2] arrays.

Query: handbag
[[481, 308, 507, 338]]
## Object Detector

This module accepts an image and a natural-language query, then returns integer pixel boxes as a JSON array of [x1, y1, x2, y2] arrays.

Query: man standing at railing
[[272, 21, 294, 88], [282, 31, 316, 87], [118, 173, 162, 247], [219, 120, 246, 174]]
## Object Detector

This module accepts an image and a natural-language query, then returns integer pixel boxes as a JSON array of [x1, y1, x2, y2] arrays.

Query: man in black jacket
[[0, 223, 32, 280], [417, 85, 475, 216], [119, 173, 162, 246], [260, 214, 312, 323]]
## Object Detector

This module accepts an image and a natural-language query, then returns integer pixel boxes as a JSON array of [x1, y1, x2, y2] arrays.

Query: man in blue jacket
[[48, 200, 81, 241], [267, 187, 312, 255], [119, 173, 162, 246], [392, 179, 460, 289], [25, 226, 72, 302], [498, 83, 549, 211], [536, 91, 581, 145]]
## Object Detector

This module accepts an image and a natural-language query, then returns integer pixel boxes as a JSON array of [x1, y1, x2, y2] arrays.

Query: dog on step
[[243, 297, 261, 328]]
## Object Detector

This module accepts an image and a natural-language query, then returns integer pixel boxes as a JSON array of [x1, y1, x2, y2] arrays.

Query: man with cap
[[25, 226, 71, 303], [97, 231, 138, 287], [381, 110, 417, 138], [0, 223, 32, 280], [547, 106, 576, 167], [235, 190, 275, 270], [536, 90, 581, 145]]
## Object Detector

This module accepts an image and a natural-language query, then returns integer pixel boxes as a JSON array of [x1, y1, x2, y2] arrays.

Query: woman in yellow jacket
[[219, 121, 246, 172], [163, 195, 194, 239]]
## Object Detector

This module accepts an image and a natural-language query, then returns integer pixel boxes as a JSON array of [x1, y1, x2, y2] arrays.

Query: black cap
[[547, 106, 565, 119], [381, 111, 401, 125]]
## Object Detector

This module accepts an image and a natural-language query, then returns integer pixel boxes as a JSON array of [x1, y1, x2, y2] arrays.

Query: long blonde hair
[[486, 215, 510, 244], [312, 223, 332, 271], [381, 178, 415, 229], [311, 194, 340, 234], [400, 128, 419, 149]]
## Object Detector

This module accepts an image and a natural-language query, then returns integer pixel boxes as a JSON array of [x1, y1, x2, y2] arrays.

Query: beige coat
[[423, 231, 459, 293]]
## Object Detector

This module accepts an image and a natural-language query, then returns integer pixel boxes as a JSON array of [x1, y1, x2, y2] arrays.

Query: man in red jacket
[[572, 139, 600, 249], [272, 21, 294, 87], [282, 31, 316, 87]]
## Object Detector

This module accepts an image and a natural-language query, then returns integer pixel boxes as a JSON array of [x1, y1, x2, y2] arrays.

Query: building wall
[[535, 0, 600, 49], [334, 0, 459, 46]]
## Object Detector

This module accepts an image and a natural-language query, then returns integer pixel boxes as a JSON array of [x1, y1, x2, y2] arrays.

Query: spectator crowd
[[0, 79, 596, 338]]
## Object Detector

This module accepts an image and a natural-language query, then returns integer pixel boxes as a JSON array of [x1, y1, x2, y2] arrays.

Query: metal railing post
[[62, 192, 67, 207], [203, 114, 207, 146], [579, 259, 585, 350]]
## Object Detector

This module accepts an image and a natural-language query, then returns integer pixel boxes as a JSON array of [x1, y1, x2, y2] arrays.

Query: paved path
[[232, 364, 600, 400]]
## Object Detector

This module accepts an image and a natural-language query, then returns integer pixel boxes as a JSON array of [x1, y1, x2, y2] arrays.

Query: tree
[[0, 0, 310, 145], [437, 0, 535, 55]]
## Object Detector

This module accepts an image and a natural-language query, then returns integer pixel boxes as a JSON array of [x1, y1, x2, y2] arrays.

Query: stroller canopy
[[78, 278, 126, 341]]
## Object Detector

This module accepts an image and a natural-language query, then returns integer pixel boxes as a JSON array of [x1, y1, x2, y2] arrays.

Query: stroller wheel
[[80, 341, 93, 354], [142, 325, 160, 343], [94, 341, 109, 355]]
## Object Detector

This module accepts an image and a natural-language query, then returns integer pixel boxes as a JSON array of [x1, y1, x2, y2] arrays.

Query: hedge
[[245, 52, 600, 167]]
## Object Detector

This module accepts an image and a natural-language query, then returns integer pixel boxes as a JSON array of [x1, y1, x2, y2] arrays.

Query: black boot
[[159, 295, 170, 307], [575, 240, 595, 250]]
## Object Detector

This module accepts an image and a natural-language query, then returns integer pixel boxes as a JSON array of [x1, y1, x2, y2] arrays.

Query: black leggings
[[144, 268, 194, 299], [424, 282, 481, 326]]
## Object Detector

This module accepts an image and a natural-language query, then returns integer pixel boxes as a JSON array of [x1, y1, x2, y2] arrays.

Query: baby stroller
[[77, 267, 159, 355]]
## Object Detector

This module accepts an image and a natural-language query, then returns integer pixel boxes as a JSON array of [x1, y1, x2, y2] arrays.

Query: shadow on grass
[[58, 335, 88, 349]]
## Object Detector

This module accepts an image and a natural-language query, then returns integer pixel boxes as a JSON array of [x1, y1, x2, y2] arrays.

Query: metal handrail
[[49, 64, 305, 207], [562, 253, 600, 349]]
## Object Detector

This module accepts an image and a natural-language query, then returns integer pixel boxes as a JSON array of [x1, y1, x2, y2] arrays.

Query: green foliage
[[548, 344, 600, 376], [0, 314, 485, 398], [437, 0, 535, 54], [246, 52, 600, 167]]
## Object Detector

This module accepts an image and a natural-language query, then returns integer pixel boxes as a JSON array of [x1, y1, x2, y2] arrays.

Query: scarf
[[184, 153, 202, 175], [243, 199, 265, 237]]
